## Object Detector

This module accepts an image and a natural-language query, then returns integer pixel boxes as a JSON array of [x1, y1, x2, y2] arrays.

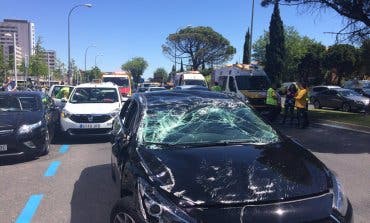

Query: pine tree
[[243, 28, 251, 64], [180, 59, 184, 72], [265, 0, 285, 84]]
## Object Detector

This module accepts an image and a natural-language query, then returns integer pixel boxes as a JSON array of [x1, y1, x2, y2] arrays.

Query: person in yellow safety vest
[[266, 83, 280, 122], [56, 86, 70, 100], [295, 82, 309, 128], [211, 82, 222, 92]]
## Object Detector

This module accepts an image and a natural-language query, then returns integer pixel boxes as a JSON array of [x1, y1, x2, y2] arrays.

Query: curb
[[313, 119, 370, 134]]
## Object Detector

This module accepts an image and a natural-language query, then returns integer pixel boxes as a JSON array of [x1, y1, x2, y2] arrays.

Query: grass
[[308, 108, 370, 128]]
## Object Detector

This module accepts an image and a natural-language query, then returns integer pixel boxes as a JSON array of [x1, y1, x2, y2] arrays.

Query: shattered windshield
[[139, 98, 279, 148]]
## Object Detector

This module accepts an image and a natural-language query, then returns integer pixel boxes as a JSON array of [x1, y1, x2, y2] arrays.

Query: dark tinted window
[[123, 102, 138, 129], [229, 76, 236, 92], [103, 77, 129, 87], [236, 76, 269, 91], [0, 95, 40, 112], [313, 87, 326, 92]]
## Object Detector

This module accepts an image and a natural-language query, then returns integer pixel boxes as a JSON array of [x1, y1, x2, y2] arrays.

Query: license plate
[[0, 144, 7, 152], [79, 124, 101, 129]]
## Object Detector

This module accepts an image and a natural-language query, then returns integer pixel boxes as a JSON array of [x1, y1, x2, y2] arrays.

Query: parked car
[[343, 80, 370, 98], [60, 82, 123, 136], [309, 85, 341, 103], [313, 88, 370, 112], [0, 91, 59, 159], [173, 85, 210, 91], [110, 90, 352, 223], [136, 87, 148, 93], [278, 82, 297, 95]]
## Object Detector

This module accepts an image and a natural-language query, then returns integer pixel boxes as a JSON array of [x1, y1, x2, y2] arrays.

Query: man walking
[[266, 83, 279, 122], [295, 82, 308, 128]]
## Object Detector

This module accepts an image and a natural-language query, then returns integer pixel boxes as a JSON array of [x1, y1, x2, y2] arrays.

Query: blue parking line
[[44, 161, 61, 177], [15, 194, 43, 223], [59, 145, 69, 154]]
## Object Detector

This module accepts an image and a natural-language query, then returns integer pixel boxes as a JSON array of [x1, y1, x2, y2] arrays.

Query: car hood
[[0, 111, 42, 130], [64, 102, 120, 114], [137, 142, 330, 207]]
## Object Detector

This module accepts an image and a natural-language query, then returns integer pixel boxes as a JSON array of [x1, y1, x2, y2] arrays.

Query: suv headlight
[[61, 109, 72, 119], [332, 174, 349, 217], [109, 108, 120, 118], [137, 178, 196, 223], [18, 121, 42, 134]]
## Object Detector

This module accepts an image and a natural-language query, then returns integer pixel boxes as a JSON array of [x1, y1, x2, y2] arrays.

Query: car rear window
[[0, 95, 40, 112], [70, 88, 119, 103]]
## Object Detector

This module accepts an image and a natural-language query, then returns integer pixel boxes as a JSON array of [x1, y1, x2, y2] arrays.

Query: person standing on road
[[266, 83, 280, 122], [295, 82, 308, 128], [2, 76, 16, 92], [282, 83, 297, 124]]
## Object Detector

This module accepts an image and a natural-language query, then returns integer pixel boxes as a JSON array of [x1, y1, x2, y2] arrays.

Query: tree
[[324, 44, 359, 81], [0, 45, 6, 81], [121, 57, 148, 86], [359, 39, 370, 76], [252, 31, 269, 65], [297, 42, 327, 84], [29, 37, 48, 81], [153, 68, 168, 83], [265, 1, 286, 84], [180, 59, 184, 72], [243, 28, 251, 64], [261, 0, 370, 43], [85, 66, 102, 82], [162, 26, 236, 70], [54, 58, 66, 81]]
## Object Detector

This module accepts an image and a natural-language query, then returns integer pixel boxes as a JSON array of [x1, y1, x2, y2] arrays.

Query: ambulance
[[174, 71, 207, 87]]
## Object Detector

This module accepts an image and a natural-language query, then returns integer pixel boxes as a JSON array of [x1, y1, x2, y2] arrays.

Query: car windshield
[[70, 88, 119, 103], [139, 99, 279, 148], [236, 75, 269, 91], [338, 90, 362, 97], [0, 95, 40, 112], [103, 77, 129, 87], [51, 86, 74, 98], [137, 88, 148, 92], [184, 80, 207, 86]]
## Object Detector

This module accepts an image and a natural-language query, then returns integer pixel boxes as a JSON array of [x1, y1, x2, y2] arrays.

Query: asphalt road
[[0, 123, 369, 223]]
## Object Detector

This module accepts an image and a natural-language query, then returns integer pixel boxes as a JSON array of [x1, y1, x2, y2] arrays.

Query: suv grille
[[70, 115, 111, 123]]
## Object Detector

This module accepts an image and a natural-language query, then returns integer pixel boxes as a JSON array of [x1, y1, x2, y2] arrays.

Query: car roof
[[75, 82, 118, 88], [0, 91, 44, 97]]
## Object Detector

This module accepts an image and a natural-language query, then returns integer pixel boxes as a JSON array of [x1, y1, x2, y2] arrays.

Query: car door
[[42, 95, 58, 137], [317, 90, 330, 107], [326, 90, 341, 108]]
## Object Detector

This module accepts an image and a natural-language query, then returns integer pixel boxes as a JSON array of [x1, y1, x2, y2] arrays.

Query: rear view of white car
[[60, 83, 122, 136]]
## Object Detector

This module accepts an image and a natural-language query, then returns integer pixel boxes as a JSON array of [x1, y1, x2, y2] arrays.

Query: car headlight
[[332, 174, 349, 217], [363, 100, 370, 105], [109, 109, 120, 118], [18, 121, 42, 134], [137, 178, 196, 223], [61, 109, 72, 119]]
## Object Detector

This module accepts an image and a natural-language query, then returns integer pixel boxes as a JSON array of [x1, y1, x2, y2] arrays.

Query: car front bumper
[[60, 116, 114, 136], [0, 128, 47, 158]]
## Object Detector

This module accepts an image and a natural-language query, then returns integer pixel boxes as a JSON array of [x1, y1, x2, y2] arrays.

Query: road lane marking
[[59, 145, 69, 154], [316, 123, 370, 135], [15, 194, 43, 223], [44, 161, 61, 177]]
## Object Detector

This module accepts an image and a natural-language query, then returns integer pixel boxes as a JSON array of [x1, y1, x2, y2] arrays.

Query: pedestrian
[[2, 76, 16, 92], [211, 82, 222, 92], [295, 82, 308, 128], [266, 83, 280, 122], [56, 86, 70, 100], [282, 83, 297, 124]]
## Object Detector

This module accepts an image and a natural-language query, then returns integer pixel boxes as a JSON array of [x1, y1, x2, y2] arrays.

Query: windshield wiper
[[144, 140, 257, 149]]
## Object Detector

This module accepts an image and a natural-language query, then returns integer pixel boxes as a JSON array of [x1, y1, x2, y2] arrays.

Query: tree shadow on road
[[277, 124, 370, 154], [70, 164, 119, 223]]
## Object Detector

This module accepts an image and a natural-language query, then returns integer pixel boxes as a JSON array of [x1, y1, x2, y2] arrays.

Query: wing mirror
[[61, 98, 67, 103]]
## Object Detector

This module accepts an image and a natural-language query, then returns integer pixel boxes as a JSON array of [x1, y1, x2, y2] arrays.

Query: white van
[[174, 71, 207, 87], [214, 64, 271, 112]]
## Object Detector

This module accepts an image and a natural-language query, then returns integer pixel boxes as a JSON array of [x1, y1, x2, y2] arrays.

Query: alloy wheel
[[314, 101, 320, 109], [342, 103, 351, 112], [113, 212, 136, 223]]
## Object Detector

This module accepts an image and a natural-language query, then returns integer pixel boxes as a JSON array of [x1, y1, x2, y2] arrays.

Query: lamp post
[[84, 44, 96, 83], [67, 3, 92, 85], [4, 32, 17, 88], [249, 0, 255, 63], [95, 54, 103, 67]]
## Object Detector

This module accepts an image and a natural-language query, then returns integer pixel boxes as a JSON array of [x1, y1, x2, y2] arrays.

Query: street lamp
[[84, 44, 96, 83], [249, 0, 255, 63], [95, 54, 103, 67], [174, 25, 192, 72], [67, 3, 92, 85], [4, 32, 17, 88]]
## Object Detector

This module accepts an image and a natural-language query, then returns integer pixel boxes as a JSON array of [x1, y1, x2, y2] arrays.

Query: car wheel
[[309, 96, 314, 104], [41, 129, 50, 156], [110, 197, 144, 223], [314, 100, 321, 109], [342, 103, 351, 112]]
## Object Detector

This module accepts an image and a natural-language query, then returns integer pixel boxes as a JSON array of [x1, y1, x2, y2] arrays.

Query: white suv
[[60, 82, 122, 136]]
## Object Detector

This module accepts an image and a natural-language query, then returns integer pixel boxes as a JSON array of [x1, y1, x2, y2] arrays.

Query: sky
[[1, 0, 345, 79]]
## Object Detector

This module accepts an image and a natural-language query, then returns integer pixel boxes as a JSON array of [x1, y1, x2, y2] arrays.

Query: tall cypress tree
[[243, 28, 251, 64], [265, 0, 285, 84], [180, 59, 184, 72]]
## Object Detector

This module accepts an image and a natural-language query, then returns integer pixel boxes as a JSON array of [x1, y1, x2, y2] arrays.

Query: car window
[[229, 76, 237, 92], [0, 95, 40, 112], [70, 88, 119, 103], [235, 76, 269, 91], [123, 101, 138, 130], [139, 99, 279, 147]]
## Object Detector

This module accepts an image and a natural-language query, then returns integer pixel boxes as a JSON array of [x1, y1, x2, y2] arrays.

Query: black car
[[309, 86, 341, 103], [313, 88, 370, 112], [110, 91, 352, 223], [0, 91, 59, 159]]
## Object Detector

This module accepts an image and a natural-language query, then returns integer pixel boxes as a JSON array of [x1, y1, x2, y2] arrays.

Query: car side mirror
[[61, 98, 67, 103]]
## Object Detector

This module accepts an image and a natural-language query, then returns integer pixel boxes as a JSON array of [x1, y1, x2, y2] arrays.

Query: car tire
[[41, 129, 50, 156], [342, 103, 351, 112], [110, 197, 145, 223], [314, 100, 321, 109]]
